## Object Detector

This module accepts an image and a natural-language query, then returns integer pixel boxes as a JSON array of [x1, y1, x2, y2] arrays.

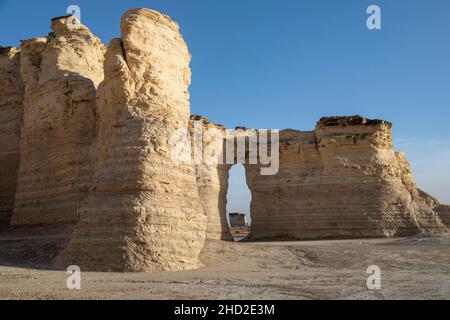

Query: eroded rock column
[[0, 47, 23, 232], [246, 116, 446, 240], [191, 116, 232, 241], [196, 164, 232, 240], [55, 9, 207, 271], [11, 17, 105, 230], [315, 116, 445, 237]]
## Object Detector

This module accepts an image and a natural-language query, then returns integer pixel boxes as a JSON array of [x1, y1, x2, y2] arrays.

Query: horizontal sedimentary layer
[[55, 8, 207, 272], [11, 15, 105, 232], [246, 116, 446, 240], [0, 46, 23, 231]]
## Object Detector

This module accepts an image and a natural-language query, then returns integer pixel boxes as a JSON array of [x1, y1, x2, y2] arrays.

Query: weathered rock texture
[[245, 116, 447, 240], [190, 115, 232, 241], [0, 8, 448, 272], [54, 9, 207, 271], [0, 47, 23, 231], [437, 205, 450, 227], [10, 17, 105, 230]]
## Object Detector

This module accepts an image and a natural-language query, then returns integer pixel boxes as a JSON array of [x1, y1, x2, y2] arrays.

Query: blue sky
[[1, 0, 449, 210]]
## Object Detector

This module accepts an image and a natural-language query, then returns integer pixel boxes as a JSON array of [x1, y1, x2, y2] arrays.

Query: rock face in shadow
[[245, 116, 447, 240], [437, 205, 450, 227], [54, 9, 207, 271], [10, 17, 105, 232], [190, 116, 232, 241], [0, 47, 23, 232]]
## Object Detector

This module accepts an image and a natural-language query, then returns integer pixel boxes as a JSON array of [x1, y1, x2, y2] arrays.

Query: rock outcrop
[[0, 47, 23, 231], [437, 205, 450, 227], [190, 115, 232, 241], [245, 116, 447, 240], [0, 8, 448, 272], [10, 16, 105, 231], [54, 9, 207, 271]]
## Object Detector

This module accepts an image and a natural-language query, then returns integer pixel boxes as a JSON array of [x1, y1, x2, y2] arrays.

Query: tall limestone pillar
[[11, 17, 105, 232], [55, 9, 207, 271]]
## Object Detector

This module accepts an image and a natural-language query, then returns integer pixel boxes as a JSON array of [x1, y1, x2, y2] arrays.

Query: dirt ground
[[0, 234, 449, 300]]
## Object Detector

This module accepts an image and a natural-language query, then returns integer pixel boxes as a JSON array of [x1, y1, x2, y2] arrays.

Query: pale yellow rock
[[245, 116, 447, 240], [11, 16, 105, 229], [1, 9, 449, 273], [190, 115, 232, 241], [55, 9, 207, 271], [0, 47, 23, 231]]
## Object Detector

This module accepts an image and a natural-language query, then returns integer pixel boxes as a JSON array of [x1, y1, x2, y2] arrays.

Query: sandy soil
[[0, 234, 449, 299]]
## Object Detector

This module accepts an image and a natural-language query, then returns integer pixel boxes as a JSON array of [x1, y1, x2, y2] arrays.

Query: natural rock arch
[[0, 8, 448, 273], [196, 116, 447, 241]]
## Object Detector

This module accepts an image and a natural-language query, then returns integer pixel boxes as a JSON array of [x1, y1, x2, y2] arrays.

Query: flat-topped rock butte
[[0, 8, 448, 272]]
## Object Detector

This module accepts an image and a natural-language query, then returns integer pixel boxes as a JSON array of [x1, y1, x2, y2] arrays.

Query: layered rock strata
[[54, 9, 207, 271], [0, 47, 23, 231], [10, 17, 105, 230], [0, 8, 448, 272], [245, 116, 447, 240], [190, 115, 232, 241]]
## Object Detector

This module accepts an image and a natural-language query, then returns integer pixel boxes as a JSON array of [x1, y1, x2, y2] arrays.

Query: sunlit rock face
[[0, 46, 23, 232], [55, 9, 207, 272], [245, 116, 447, 240], [11, 16, 105, 231], [0, 8, 448, 272]]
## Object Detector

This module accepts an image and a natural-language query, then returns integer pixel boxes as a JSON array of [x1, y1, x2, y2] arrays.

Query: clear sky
[[1, 0, 449, 211]]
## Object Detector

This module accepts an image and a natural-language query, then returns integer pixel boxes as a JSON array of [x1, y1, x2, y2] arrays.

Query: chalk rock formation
[[190, 115, 232, 241], [0, 47, 23, 231], [1, 8, 448, 272], [437, 205, 450, 227], [10, 16, 105, 229], [246, 116, 447, 240], [55, 9, 207, 271]]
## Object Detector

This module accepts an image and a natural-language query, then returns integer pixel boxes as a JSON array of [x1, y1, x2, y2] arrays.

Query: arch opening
[[226, 164, 252, 241]]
